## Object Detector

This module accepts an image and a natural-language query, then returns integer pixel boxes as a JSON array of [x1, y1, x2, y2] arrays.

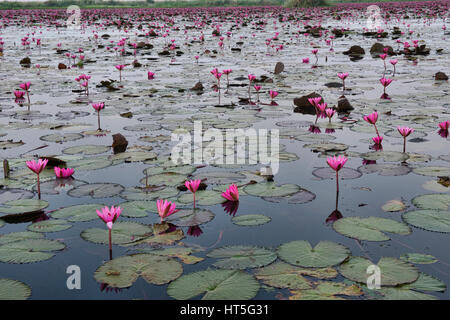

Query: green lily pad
[[382, 200, 407, 212], [51, 204, 106, 222], [167, 269, 260, 300], [165, 209, 215, 227], [143, 164, 196, 176], [0, 188, 33, 204], [109, 151, 157, 162], [0, 140, 24, 149], [141, 173, 187, 187], [244, 183, 300, 197], [289, 281, 363, 300], [312, 167, 362, 180], [413, 166, 450, 177], [254, 261, 337, 290], [120, 186, 180, 201], [136, 247, 204, 264], [207, 245, 277, 270], [27, 219, 72, 233], [94, 253, 182, 288], [339, 256, 419, 286], [81, 221, 153, 245], [360, 151, 408, 162], [0, 279, 31, 300], [0, 220, 4, 228], [402, 210, 450, 233], [0, 238, 65, 264], [193, 171, 245, 185], [358, 164, 412, 176], [0, 199, 49, 214], [67, 156, 113, 171], [177, 190, 226, 206], [68, 183, 124, 198], [0, 231, 43, 245], [278, 240, 350, 268], [402, 273, 446, 292], [40, 133, 83, 143], [118, 201, 157, 218], [333, 217, 411, 241], [126, 223, 185, 247], [412, 193, 450, 210], [231, 214, 271, 226], [378, 287, 438, 300], [400, 253, 438, 265], [303, 142, 348, 153], [62, 145, 110, 155]]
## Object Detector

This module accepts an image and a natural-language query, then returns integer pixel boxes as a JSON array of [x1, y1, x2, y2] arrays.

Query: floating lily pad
[[127, 223, 185, 247], [94, 253, 182, 288], [413, 166, 450, 177], [109, 151, 157, 162], [289, 281, 363, 300], [304, 142, 348, 153], [0, 199, 49, 215], [141, 173, 187, 187], [382, 200, 407, 212], [0, 220, 4, 228], [0, 238, 65, 264], [400, 253, 438, 265], [244, 183, 300, 198], [422, 180, 450, 193], [51, 203, 106, 222], [118, 201, 157, 218], [0, 279, 31, 300], [193, 171, 245, 185], [137, 247, 204, 264], [360, 151, 408, 162], [81, 221, 152, 245], [333, 217, 411, 241], [254, 261, 337, 290], [0, 140, 24, 149], [68, 156, 113, 171], [312, 167, 362, 180], [402, 210, 450, 233], [68, 183, 124, 198], [278, 240, 350, 268], [231, 214, 271, 226], [358, 164, 412, 176], [339, 256, 419, 286], [62, 145, 110, 155], [143, 164, 196, 176], [165, 209, 214, 227], [40, 133, 83, 143], [27, 219, 72, 233], [167, 269, 260, 300], [207, 245, 277, 270], [412, 193, 450, 210], [120, 186, 180, 201], [0, 188, 33, 204], [177, 190, 226, 206], [0, 231, 43, 245]]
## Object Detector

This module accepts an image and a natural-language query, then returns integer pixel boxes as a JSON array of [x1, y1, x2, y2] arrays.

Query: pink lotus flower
[[308, 97, 322, 107], [26, 158, 48, 200], [92, 102, 105, 131], [157, 199, 179, 220], [438, 120, 450, 130], [14, 90, 26, 99], [221, 184, 239, 202], [54, 167, 74, 179], [397, 126, 414, 138], [248, 74, 256, 82], [148, 71, 155, 80], [379, 53, 387, 60], [372, 136, 383, 145], [26, 158, 48, 175], [337, 73, 348, 80], [254, 85, 261, 92], [20, 82, 31, 91], [326, 155, 348, 172], [185, 179, 201, 193], [398, 126, 414, 153], [302, 58, 309, 64], [115, 65, 125, 81], [269, 90, 278, 100], [326, 108, 336, 122], [96, 205, 122, 230], [363, 111, 378, 125], [390, 59, 398, 65]]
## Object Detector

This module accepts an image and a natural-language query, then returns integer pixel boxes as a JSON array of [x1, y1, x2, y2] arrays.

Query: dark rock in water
[[324, 82, 343, 88], [212, 29, 221, 36], [112, 133, 128, 154], [20, 57, 31, 68], [331, 28, 344, 38], [255, 75, 273, 83], [97, 79, 120, 91], [101, 34, 110, 39], [274, 62, 284, 75], [158, 50, 170, 56], [414, 45, 430, 56], [191, 82, 204, 91], [343, 45, 365, 55], [132, 60, 142, 68], [337, 97, 354, 112], [136, 41, 146, 49], [58, 63, 67, 70], [41, 156, 66, 168], [435, 72, 449, 80], [392, 27, 402, 35], [370, 42, 386, 54], [231, 48, 241, 52], [293, 92, 323, 115], [120, 112, 133, 119]]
